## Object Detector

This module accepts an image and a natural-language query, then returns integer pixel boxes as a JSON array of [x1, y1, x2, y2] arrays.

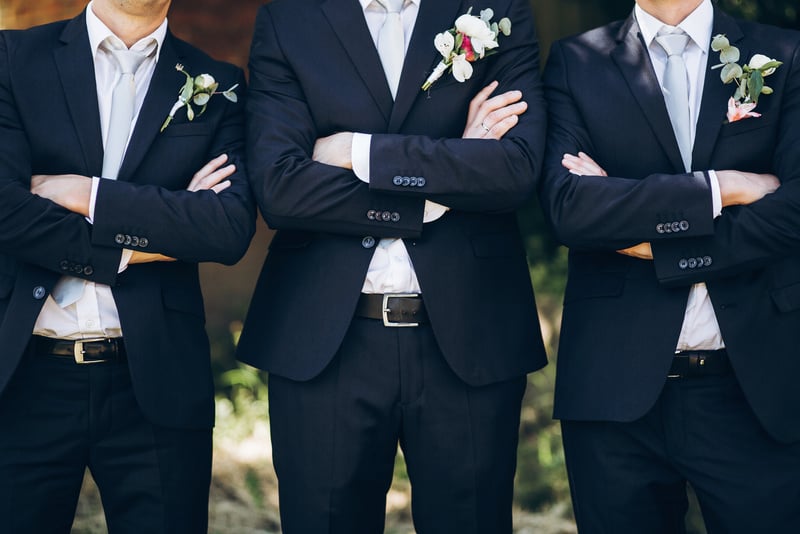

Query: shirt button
[[85, 320, 95, 328], [361, 236, 376, 249], [32, 286, 46, 300]]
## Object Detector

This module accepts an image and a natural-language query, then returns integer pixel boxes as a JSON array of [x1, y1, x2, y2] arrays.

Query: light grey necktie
[[655, 29, 692, 172], [51, 41, 149, 308], [376, 0, 405, 99]]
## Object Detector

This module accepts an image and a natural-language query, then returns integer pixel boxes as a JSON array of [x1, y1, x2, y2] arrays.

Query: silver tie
[[376, 0, 405, 99], [51, 41, 149, 308], [655, 29, 692, 172]]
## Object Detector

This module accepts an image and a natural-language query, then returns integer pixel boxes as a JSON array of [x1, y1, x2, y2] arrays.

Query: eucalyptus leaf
[[720, 63, 743, 84], [761, 86, 773, 95], [748, 70, 764, 103], [719, 46, 740, 64], [711, 34, 730, 52], [223, 91, 238, 103], [499, 17, 511, 36], [193, 93, 211, 106]]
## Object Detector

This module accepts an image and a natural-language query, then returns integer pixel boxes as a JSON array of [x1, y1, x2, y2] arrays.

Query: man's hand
[[562, 151, 608, 176], [187, 153, 236, 193], [617, 242, 653, 260], [31, 174, 93, 216], [717, 170, 779, 207], [462, 80, 527, 140], [313, 132, 354, 169]]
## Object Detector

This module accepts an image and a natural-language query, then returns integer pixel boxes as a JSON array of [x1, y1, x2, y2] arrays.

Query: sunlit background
[[1, 1, 796, 532]]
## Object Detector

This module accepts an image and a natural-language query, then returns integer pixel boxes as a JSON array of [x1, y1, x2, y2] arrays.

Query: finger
[[468, 80, 499, 116], [211, 180, 232, 194], [476, 90, 523, 126], [485, 114, 519, 140], [482, 101, 528, 130], [188, 164, 236, 192], [188, 154, 229, 190]]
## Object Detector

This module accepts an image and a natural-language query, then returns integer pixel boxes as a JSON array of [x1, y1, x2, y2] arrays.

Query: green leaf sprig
[[161, 64, 239, 132]]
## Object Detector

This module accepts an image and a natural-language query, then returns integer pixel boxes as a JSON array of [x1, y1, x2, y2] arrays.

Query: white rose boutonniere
[[161, 64, 239, 132], [711, 34, 783, 123], [422, 7, 511, 91]]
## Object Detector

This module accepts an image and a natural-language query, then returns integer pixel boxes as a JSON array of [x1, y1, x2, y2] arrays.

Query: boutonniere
[[710, 34, 782, 123], [421, 7, 511, 91], [160, 64, 239, 132]]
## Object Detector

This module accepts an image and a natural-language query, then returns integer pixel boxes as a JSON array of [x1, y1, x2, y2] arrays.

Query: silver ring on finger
[[481, 121, 491, 133]]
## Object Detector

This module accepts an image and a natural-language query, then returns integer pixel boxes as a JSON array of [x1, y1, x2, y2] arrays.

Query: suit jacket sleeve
[[91, 68, 256, 266], [539, 39, 715, 251], [652, 38, 800, 284], [0, 31, 122, 285], [246, 5, 425, 238], [367, 0, 545, 213]]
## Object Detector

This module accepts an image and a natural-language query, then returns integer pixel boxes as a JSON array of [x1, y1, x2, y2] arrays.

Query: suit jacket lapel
[[117, 32, 186, 182], [320, 0, 393, 122], [388, 0, 463, 133], [692, 8, 746, 170], [612, 13, 686, 173], [53, 11, 104, 176]]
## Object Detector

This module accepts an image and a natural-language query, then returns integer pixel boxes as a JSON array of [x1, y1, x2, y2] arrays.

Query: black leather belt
[[668, 349, 730, 379], [30, 336, 127, 364], [355, 293, 428, 327]]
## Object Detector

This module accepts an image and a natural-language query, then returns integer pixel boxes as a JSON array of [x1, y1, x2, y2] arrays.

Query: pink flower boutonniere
[[711, 34, 782, 123], [421, 7, 511, 91], [161, 64, 239, 132]]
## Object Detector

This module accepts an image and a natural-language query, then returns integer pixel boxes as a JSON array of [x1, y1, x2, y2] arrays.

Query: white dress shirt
[[636, 0, 725, 350], [352, 0, 451, 294], [32, 2, 167, 339]]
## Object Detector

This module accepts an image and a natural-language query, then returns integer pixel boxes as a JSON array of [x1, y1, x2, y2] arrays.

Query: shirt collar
[[86, 0, 168, 60], [635, 0, 713, 54], [360, 0, 419, 12]]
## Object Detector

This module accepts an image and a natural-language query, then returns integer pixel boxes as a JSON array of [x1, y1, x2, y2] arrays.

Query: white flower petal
[[434, 31, 455, 58], [451, 54, 473, 83]]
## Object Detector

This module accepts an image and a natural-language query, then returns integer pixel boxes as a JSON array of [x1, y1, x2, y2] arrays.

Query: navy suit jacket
[[238, 0, 548, 385], [0, 12, 255, 430], [540, 8, 800, 443]]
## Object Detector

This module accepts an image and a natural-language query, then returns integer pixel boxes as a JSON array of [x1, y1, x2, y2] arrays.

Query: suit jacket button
[[679, 220, 690, 231], [664, 224, 672, 233], [367, 210, 376, 220], [59, 260, 70, 271], [115, 233, 126, 244], [83, 266, 94, 276], [32, 286, 46, 300], [679, 258, 689, 269], [362, 236, 376, 249], [417, 177, 426, 187], [381, 211, 391, 221], [656, 223, 665, 234], [390, 212, 400, 222], [124, 235, 132, 245], [73, 264, 84, 274], [393, 176, 403, 186], [670, 222, 681, 232], [695, 257, 705, 268], [402, 177, 411, 186], [409, 177, 418, 186], [139, 238, 149, 248], [130, 236, 140, 247], [703, 256, 712, 267], [687, 258, 698, 269]]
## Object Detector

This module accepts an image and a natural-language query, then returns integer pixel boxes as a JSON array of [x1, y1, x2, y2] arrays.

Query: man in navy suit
[[541, 0, 800, 531], [0, 0, 254, 531], [238, 0, 547, 531]]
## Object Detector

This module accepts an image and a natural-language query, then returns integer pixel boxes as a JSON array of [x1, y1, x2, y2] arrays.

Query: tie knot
[[103, 38, 153, 75], [655, 29, 690, 58], [378, 0, 404, 14]]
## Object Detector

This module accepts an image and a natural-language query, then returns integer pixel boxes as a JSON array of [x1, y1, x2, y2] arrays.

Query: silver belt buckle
[[74, 338, 111, 364], [382, 293, 419, 327]]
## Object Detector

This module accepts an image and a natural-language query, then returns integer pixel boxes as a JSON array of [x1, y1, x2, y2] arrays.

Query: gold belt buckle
[[73, 338, 111, 364], [382, 294, 420, 327]]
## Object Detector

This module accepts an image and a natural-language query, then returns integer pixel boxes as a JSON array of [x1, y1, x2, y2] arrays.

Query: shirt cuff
[[423, 201, 449, 223], [118, 249, 133, 273], [351, 133, 371, 183], [87, 176, 101, 223], [708, 170, 722, 218]]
